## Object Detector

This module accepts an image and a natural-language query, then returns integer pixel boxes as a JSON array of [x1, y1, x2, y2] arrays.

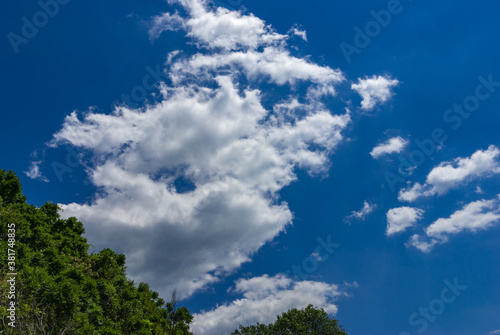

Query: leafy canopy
[[232, 304, 348, 335], [0, 170, 193, 334]]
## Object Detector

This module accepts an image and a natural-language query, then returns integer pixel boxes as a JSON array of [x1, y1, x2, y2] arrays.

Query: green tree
[[232, 305, 348, 335], [0, 170, 193, 334]]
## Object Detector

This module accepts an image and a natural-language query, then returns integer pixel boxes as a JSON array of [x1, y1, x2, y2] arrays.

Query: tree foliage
[[0, 170, 193, 334], [232, 305, 348, 335]]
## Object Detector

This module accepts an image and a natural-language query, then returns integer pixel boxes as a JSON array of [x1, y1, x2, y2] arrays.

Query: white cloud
[[408, 195, 500, 252], [289, 25, 307, 42], [398, 183, 435, 202], [191, 274, 344, 335], [149, 2, 343, 89], [386, 207, 424, 236], [370, 136, 408, 159], [45, 0, 353, 300], [25, 161, 49, 182], [351, 75, 399, 111], [399, 145, 500, 202], [149, 11, 185, 40], [344, 201, 376, 223], [475, 186, 485, 194], [489, 330, 500, 335], [406, 234, 438, 253], [426, 145, 500, 194], [151, 4, 286, 50], [169, 47, 344, 87]]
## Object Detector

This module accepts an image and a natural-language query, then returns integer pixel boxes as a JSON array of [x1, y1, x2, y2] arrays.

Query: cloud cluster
[[191, 274, 344, 335], [43, 0, 355, 299], [386, 146, 500, 251]]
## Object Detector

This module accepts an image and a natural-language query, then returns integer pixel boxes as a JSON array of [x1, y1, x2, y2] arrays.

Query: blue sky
[[2, 0, 500, 334]]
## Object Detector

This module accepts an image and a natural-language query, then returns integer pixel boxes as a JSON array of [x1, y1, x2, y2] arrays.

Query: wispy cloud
[[24, 161, 49, 182], [288, 25, 307, 42], [344, 201, 376, 223]]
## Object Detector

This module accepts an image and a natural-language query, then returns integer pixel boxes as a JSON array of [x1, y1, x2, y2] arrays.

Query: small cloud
[[24, 161, 49, 182], [386, 206, 424, 236], [351, 75, 399, 111], [398, 182, 435, 202], [399, 145, 500, 202], [370, 136, 408, 159], [406, 234, 438, 253], [310, 251, 323, 261], [288, 25, 307, 42], [408, 195, 500, 252], [344, 201, 376, 223], [489, 330, 500, 335]]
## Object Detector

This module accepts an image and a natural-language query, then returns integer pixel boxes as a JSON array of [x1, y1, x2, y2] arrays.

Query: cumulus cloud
[[43, 0, 354, 299], [351, 75, 399, 111], [191, 274, 345, 335], [150, 2, 286, 50], [344, 201, 376, 223], [370, 136, 408, 159], [399, 145, 500, 202], [408, 195, 500, 252], [386, 206, 424, 236]]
